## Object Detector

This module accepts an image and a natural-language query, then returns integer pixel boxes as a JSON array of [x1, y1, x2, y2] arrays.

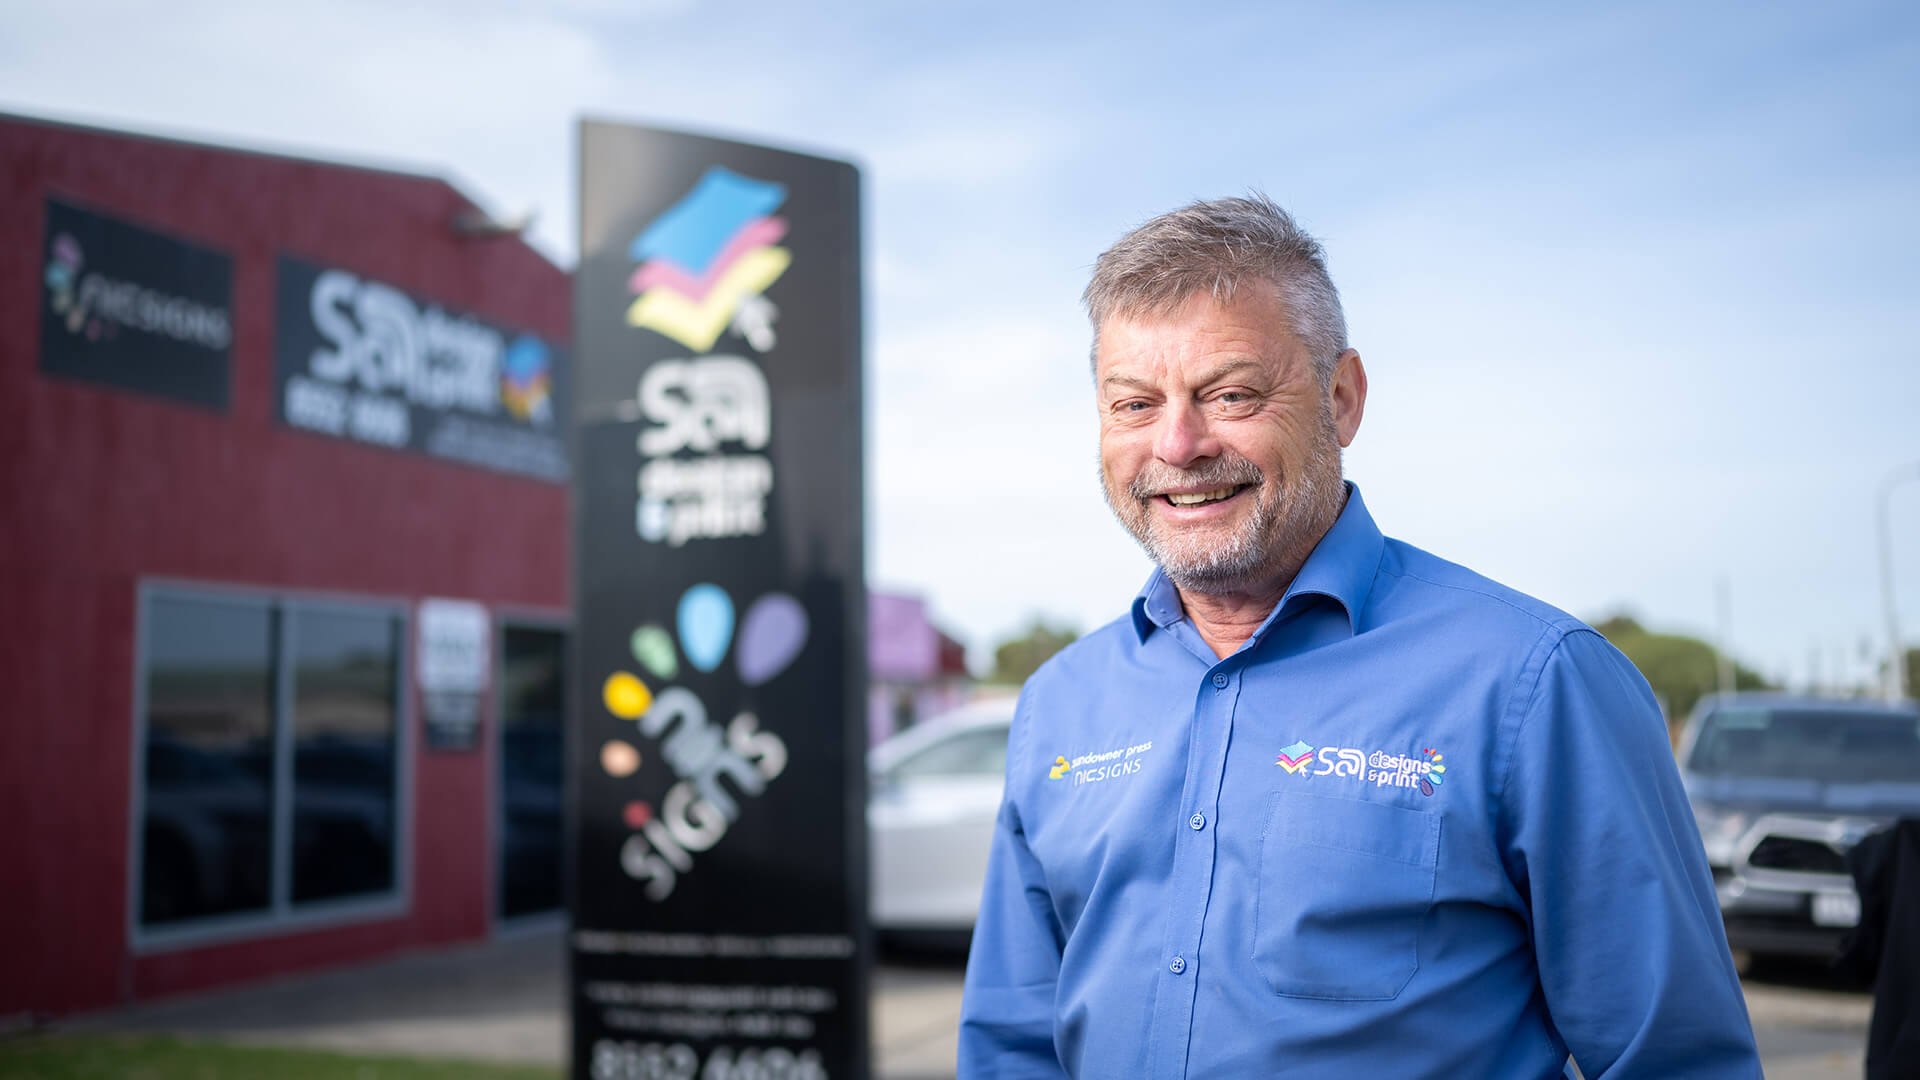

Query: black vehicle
[[1679, 694, 1920, 959]]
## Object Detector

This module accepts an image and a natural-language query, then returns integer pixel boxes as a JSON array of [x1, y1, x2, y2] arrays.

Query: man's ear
[[1330, 349, 1367, 448]]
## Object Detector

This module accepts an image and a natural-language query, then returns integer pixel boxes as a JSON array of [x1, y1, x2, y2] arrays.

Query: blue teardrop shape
[[677, 584, 734, 673]]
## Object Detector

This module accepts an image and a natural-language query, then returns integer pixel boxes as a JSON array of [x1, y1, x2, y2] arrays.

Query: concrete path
[[58, 932, 1877, 1078], [60, 928, 965, 1080]]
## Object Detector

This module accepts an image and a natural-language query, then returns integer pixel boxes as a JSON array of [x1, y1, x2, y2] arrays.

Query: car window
[[1687, 707, 1920, 783], [889, 726, 1009, 781]]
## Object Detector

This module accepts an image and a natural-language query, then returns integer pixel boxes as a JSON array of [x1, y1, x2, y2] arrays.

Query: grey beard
[[1102, 436, 1345, 597]]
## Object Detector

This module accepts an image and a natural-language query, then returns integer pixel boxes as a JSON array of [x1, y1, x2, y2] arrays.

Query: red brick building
[[0, 112, 572, 1018]]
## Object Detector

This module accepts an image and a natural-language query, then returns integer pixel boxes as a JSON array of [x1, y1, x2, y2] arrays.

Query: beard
[[1102, 408, 1347, 596]]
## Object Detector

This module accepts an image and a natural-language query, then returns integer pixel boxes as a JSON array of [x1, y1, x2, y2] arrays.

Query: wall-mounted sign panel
[[38, 198, 234, 410], [418, 598, 491, 751], [571, 120, 867, 1080], [273, 255, 570, 481]]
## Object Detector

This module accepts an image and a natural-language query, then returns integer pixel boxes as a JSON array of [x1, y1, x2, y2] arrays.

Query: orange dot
[[600, 740, 641, 778], [602, 671, 652, 719]]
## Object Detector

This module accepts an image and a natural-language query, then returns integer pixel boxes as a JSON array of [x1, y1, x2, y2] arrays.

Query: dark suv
[[1678, 694, 1920, 959]]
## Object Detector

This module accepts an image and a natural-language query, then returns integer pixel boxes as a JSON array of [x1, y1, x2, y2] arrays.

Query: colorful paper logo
[[1049, 755, 1071, 780], [626, 167, 791, 353], [1275, 740, 1316, 774], [499, 334, 553, 423], [1419, 748, 1447, 796], [44, 232, 89, 334]]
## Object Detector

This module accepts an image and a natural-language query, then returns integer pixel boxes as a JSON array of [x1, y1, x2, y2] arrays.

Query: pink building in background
[[868, 591, 972, 745]]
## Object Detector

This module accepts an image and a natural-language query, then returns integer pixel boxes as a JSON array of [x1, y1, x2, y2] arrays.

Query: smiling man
[[956, 195, 1761, 1078]]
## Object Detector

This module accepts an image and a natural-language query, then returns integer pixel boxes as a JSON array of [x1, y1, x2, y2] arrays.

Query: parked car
[[1678, 693, 1920, 959], [867, 698, 1014, 944]]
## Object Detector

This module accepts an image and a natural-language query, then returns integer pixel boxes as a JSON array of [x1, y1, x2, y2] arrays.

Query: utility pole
[[1878, 463, 1920, 701]]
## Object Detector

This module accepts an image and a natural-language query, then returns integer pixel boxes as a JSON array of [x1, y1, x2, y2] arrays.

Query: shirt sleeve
[[1498, 628, 1761, 1078], [957, 690, 1069, 1079]]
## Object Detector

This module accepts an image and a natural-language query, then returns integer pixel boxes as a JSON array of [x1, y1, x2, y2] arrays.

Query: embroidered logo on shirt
[[1418, 748, 1448, 796], [1275, 740, 1316, 774], [1285, 741, 1449, 796], [1050, 741, 1153, 786]]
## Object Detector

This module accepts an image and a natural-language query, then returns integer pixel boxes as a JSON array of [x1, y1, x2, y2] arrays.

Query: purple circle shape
[[737, 593, 809, 686]]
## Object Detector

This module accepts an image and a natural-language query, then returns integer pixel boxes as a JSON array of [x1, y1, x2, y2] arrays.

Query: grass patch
[[0, 1035, 564, 1079]]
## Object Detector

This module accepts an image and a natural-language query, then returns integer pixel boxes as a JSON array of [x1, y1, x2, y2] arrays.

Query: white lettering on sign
[[75, 274, 232, 349], [637, 356, 770, 454], [631, 355, 776, 546], [308, 269, 502, 414]]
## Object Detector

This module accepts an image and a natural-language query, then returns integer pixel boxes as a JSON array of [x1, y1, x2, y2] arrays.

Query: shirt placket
[[1146, 656, 1241, 1078]]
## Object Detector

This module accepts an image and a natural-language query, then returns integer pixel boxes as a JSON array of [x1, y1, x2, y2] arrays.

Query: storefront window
[[141, 597, 276, 925], [138, 589, 405, 935], [291, 609, 399, 904]]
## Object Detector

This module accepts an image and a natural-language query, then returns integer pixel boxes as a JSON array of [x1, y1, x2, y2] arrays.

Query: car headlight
[[1693, 805, 1749, 867]]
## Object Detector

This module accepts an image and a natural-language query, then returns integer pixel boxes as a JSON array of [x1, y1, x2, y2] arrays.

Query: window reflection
[[290, 609, 398, 904], [142, 598, 276, 925]]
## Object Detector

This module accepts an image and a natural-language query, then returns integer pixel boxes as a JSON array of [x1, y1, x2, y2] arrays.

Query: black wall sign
[[571, 120, 867, 1080], [272, 255, 570, 482], [38, 198, 233, 410]]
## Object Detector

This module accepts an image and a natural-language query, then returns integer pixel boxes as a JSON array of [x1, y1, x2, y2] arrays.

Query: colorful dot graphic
[[603, 672, 652, 720], [600, 740, 641, 778]]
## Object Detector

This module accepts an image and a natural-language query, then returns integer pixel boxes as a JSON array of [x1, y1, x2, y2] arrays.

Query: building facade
[[0, 113, 571, 1018]]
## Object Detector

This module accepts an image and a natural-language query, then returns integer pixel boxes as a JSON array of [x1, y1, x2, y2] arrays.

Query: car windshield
[[1687, 705, 1920, 783]]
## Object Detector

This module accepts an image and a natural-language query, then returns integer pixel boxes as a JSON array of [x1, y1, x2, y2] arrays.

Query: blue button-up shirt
[[959, 486, 1760, 1078]]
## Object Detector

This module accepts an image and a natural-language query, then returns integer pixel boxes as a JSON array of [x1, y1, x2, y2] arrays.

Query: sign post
[[570, 120, 867, 1080]]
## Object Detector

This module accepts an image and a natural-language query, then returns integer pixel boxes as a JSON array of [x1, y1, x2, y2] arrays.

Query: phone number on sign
[[590, 1041, 827, 1080]]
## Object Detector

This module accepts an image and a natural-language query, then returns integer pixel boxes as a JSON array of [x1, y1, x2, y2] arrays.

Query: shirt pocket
[[1253, 787, 1440, 1000]]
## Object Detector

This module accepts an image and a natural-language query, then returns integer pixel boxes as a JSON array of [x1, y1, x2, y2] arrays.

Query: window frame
[[128, 579, 415, 953]]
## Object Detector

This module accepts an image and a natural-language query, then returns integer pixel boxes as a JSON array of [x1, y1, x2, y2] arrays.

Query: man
[[957, 195, 1761, 1078]]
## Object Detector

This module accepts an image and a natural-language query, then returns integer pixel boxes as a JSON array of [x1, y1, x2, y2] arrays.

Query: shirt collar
[[1129, 482, 1385, 644]]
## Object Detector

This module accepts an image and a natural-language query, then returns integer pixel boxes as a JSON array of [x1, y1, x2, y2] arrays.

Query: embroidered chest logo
[[1280, 740, 1449, 796], [1048, 741, 1153, 786], [1275, 740, 1316, 774]]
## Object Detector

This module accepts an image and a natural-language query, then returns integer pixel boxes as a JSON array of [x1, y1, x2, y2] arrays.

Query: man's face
[[1095, 284, 1353, 595]]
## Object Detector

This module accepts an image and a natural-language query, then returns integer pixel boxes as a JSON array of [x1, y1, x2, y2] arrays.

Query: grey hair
[[1083, 193, 1348, 385]]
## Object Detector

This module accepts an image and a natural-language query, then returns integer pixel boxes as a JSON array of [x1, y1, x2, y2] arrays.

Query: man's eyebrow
[[1192, 358, 1264, 385], [1101, 358, 1265, 392]]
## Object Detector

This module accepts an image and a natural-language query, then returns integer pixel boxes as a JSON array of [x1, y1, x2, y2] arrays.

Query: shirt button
[[1169, 956, 1187, 974], [1211, 673, 1228, 689], [1189, 812, 1206, 830]]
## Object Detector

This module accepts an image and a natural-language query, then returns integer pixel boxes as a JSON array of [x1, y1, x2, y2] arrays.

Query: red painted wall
[[0, 114, 571, 1017]]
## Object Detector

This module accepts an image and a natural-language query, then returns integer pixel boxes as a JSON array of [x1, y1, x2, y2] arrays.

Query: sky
[[4, 0, 1917, 689]]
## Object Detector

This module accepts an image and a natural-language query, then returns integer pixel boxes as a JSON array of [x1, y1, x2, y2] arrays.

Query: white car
[[867, 699, 1014, 942]]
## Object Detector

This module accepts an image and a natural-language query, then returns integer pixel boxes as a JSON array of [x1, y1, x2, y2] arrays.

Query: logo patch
[[1285, 740, 1450, 797], [1048, 741, 1153, 785], [1275, 740, 1316, 774], [1418, 748, 1447, 796]]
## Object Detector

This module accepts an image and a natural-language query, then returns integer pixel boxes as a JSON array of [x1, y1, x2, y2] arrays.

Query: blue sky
[[5, 0, 1916, 690]]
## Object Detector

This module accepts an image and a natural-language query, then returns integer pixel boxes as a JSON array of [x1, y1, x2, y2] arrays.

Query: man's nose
[[1153, 400, 1218, 469]]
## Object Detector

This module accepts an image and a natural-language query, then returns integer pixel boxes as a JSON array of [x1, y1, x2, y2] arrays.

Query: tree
[[989, 619, 1080, 686], [1592, 615, 1771, 737]]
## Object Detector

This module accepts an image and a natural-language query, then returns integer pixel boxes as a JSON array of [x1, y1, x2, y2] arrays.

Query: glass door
[[498, 624, 566, 921]]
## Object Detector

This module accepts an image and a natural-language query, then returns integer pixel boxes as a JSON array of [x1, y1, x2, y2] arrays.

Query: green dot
[[631, 625, 678, 681]]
